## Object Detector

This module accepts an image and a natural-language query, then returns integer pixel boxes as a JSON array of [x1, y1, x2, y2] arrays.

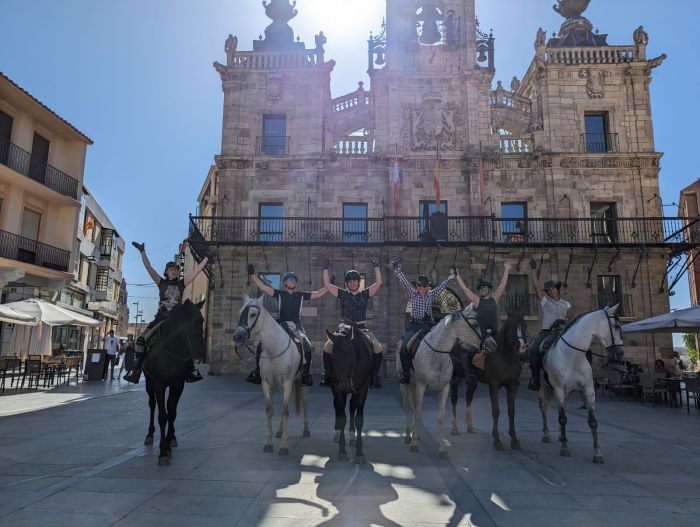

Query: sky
[[1, 0, 699, 327]]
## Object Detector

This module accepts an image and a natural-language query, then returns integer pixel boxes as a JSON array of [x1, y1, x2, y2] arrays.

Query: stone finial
[[633, 25, 649, 60], [535, 27, 547, 50], [314, 31, 326, 61], [255, 0, 302, 51], [552, 0, 591, 20], [225, 34, 238, 67], [510, 76, 521, 92]]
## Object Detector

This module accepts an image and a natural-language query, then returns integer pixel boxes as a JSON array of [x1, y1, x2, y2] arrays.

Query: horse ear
[[243, 294, 251, 304], [326, 329, 334, 340], [256, 295, 265, 306], [607, 304, 620, 315], [196, 299, 205, 309]]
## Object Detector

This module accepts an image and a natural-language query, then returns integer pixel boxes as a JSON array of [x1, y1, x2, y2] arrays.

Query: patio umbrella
[[1, 299, 100, 327], [622, 306, 700, 334], [0, 304, 37, 325], [6, 325, 32, 358]]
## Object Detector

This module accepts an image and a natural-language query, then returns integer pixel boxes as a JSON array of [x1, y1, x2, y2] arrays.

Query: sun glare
[[298, 0, 384, 41]]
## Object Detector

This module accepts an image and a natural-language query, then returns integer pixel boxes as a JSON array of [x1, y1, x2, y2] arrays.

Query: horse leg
[[353, 391, 368, 464], [155, 386, 170, 466], [302, 385, 311, 438], [410, 383, 426, 453], [437, 382, 450, 458], [558, 405, 571, 457], [585, 387, 603, 463], [450, 379, 460, 435], [278, 381, 293, 455], [334, 392, 348, 462], [165, 383, 184, 458], [465, 378, 477, 434], [539, 395, 551, 443], [489, 384, 504, 451], [348, 411, 356, 448], [144, 376, 156, 446], [506, 382, 521, 450], [401, 384, 413, 444], [261, 381, 274, 453]]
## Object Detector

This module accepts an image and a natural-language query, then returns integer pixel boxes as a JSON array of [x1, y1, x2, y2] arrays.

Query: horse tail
[[293, 379, 302, 416]]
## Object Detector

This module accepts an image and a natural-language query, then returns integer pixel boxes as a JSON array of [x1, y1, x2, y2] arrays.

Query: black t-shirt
[[338, 288, 370, 322], [476, 296, 498, 335], [273, 289, 312, 324]]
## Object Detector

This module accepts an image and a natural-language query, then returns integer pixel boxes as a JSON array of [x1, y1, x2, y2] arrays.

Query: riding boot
[[123, 353, 145, 384], [301, 348, 313, 386], [369, 352, 383, 389], [399, 349, 411, 384], [186, 359, 204, 383], [246, 345, 262, 385], [320, 352, 333, 387]]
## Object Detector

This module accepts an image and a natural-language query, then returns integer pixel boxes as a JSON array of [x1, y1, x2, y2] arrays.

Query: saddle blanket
[[472, 351, 486, 371]]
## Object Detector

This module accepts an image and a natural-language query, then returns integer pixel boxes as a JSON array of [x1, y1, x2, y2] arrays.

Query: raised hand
[[206, 251, 217, 264], [529, 259, 538, 270], [247, 263, 255, 275], [390, 256, 401, 270], [450, 266, 459, 276], [323, 259, 330, 270], [131, 241, 145, 253], [370, 257, 380, 268]]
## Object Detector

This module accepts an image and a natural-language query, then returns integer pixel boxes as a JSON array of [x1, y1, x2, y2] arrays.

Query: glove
[[390, 256, 401, 270], [247, 263, 255, 276], [370, 257, 380, 268], [323, 259, 330, 270], [131, 241, 145, 253], [529, 259, 538, 270], [450, 266, 459, 276], [205, 251, 217, 264]]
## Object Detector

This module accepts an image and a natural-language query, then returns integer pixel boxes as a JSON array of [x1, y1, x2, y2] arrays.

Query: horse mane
[[495, 315, 525, 355]]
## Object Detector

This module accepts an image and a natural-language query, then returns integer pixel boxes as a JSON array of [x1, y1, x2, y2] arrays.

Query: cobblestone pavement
[[1, 367, 699, 526]]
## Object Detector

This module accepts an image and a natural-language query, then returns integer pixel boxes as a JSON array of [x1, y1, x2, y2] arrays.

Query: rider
[[452, 262, 512, 344], [245, 265, 327, 386], [123, 241, 212, 384], [322, 258, 384, 388], [392, 256, 455, 384], [527, 263, 571, 391]]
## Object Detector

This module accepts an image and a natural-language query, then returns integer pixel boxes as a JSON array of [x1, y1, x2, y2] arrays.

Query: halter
[[557, 311, 623, 361], [235, 303, 294, 360], [423, 310, 481, 354]]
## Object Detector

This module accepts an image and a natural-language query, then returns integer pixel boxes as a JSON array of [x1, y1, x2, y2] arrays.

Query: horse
[[537, 305, 624, 463], [325, 323, 373, 463], [451, 314, 527, 451], [232, 296, 310, 456], [142, 299, 205, 466], [397, 305, 485, 458]]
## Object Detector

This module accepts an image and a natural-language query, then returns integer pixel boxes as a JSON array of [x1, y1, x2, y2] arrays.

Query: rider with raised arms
[[322, 258, 384, 388], [245, 265, 327, 386], [124, 241, 211, 384], [392, 256, 455, 384]]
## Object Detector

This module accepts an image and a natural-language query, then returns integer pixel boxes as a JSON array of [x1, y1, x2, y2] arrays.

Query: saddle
[[539, 319, 568, 354], [279, 321, 304, 356], [406, 326, 432, 358]]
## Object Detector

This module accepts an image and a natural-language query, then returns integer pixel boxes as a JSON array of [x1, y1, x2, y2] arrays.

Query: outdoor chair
[[609, 370, 637, 400], [683, 375, 699, 414], [638, 374, 666, 407], [4, 358, 23, 389], [0, 358, 8, 393], [20, 359, 43, 390]]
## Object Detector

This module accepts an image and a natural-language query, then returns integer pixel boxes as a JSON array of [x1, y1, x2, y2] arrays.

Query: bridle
[[234, 303, 293, 360], [558, 310, 623, 362], [423, 310, 482, 354]]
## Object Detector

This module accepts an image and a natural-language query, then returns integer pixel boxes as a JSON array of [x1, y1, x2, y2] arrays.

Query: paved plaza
[[1, 368, 699, 526]]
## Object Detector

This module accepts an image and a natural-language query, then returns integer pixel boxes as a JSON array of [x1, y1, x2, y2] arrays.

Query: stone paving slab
[[0, 367, 699, 526]]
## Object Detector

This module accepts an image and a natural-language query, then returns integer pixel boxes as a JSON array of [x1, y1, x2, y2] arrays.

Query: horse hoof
[[303, 429, 311, 438], [263, 444, 274, 453], [560, 448, 571, 457], [467, 428, 476, 434], [355, 455, 366, 464], [278, 448, 289, 456], [593, 455, 604, 464], [542, 436, 552, 444], [511, 440, 522, 451], [158, 457, 170, 466], [275, 431, 282, 439], [409, 445, 419, 454], [144, 436, 153, 446], [451, 429, 459, 436], [493, 441, 505, 451], [338, 453, 349, 462], [438, 450, 449, 459], [349, 439, 356, 447], [403, 436, 411, 445], [170, 438, 178, 448]]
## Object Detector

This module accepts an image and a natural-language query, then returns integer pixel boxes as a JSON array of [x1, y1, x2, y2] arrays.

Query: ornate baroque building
[[188, 0, 698, 375]]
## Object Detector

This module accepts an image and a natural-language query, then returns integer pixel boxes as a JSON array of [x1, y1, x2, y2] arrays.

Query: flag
[[391, 159, 400, 213], [83, 215, 95, 234], [434, 144, 441, 208]]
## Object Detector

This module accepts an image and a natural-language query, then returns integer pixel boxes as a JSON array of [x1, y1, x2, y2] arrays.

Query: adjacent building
[[187, 0, 698, 375]]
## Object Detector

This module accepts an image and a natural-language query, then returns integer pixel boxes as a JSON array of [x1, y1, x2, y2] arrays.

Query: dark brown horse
[[450, 315, 527, 450]]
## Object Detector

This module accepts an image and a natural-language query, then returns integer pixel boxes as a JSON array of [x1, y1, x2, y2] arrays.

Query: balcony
[[255, 136, 290, 157], [0, 229, 71, 272], [582, 133, 619, 154], [0, 136, 80, 199], [188, 215, 700, 252]]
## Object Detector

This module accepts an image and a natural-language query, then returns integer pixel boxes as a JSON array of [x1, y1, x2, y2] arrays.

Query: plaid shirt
[[394, 269, 452, 321]]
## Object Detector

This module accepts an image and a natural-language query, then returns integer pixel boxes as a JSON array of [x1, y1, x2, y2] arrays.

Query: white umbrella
[[622, 306, 700, 334], [0, 304, 37, 325], [6, 324, 32, 358], [2, 299, 100, 327]]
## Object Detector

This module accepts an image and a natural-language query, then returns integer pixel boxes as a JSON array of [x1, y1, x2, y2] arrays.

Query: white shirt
[[540, 296, 571, 330], [104, 336, 120, 356]]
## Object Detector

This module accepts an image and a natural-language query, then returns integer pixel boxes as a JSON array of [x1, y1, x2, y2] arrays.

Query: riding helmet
[[282, 271, 298, 283], [476, 278, 493, 290], [344, 270, 361, 283], [412, 275, 430, 287]]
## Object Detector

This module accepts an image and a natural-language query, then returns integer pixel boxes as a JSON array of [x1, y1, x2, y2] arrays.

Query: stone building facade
[[188, 0, 697, 375]]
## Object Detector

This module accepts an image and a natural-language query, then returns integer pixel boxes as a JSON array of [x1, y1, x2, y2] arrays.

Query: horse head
[[325, 324, 361, 393], [601, 304, 625, 364], [497, 314, 528, 357], [448, 305, 488, 351], [233, 295, 267, 346]]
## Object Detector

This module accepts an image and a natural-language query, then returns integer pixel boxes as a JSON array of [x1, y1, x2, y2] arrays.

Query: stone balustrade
[[230, 50, 318, 69], [545, 46, 635, 65]]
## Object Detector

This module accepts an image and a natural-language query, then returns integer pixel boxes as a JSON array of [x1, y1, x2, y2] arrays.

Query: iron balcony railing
[[0, 229, 71, 272], [0, 136, 80, 200], [189, 215, 700, 250], [255, 136, 290, 156], [581, 132, 619, 154]]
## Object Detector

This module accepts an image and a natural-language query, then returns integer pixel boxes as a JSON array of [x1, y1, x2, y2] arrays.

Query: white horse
[[232, 296, 310, 455], [538, 305, 624, 463], [397, 305, 486, 458]]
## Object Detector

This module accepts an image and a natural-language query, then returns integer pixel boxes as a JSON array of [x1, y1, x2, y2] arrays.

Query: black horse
[[143, 299, 205, 466], [325, 323, 372, 463], [450, 314, 527, 450]]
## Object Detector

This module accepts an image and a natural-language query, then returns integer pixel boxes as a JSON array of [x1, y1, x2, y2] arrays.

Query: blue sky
[[2, 0, 698, 324]]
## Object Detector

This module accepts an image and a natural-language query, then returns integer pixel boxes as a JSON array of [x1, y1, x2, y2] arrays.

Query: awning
[[1, 298, 100, 327], [0, 304, 37, 325], [622, 306, 700, 334]]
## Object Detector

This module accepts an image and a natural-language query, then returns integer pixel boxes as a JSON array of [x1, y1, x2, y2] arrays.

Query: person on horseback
[[452, 262, 512, 345], [391, 256, 455, 384], [527, 261, 571, 391], [245, 265, 327, 386], [322, 258, 383, 388], [123, 241, 212, 384]]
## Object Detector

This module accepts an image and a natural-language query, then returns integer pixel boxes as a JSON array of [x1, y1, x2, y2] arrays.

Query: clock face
[[417, 46, 447, 71]]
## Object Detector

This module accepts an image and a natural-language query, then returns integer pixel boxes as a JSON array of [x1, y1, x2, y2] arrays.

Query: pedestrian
[[103, 329, 119, 381], [118, 334, 136, 378]]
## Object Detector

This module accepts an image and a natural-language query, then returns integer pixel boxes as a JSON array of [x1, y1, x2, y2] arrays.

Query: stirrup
[[246, 369, 262, 385], [319, 374, 332, 387], [370, 375, 382, 389], [123, 370, 141, 384], [399, 373, 411, 384], [301, 374, 313, 386], [186, 369, 203, 383]]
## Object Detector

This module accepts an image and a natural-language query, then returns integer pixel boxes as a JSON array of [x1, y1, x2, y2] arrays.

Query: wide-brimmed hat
[[543, 280, 562, 291], [412, 275, 430, 287], [163, 261, 178, 276], [476, 278, 493, 290]]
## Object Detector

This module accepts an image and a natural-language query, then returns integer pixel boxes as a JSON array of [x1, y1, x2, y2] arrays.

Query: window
[[95, 267, 109, 292], [29, 133, 49, 182], [419, 200, 448, 241], [501, 275, 533, 316], [584, 113, 610, 153], [262, 115, 287, 156], [260, 273, 280, 313], [597, 275, 623, 316], [0, 110, 12, 164], [501, 202, 527, 243], [259, 203, 284, 242], [343, 203, 368, 243], [100, 229, 114, 257], [79, 256, 90, 284], [21, 208, 41, 240], [590, 202, 617, 243]]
